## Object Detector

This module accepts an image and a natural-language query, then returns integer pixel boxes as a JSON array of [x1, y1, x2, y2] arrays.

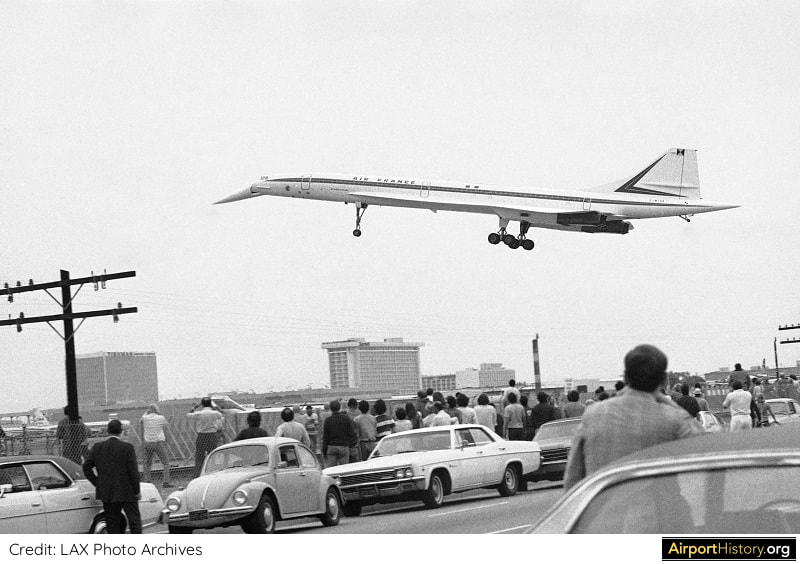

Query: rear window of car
[[571, 465, 800, 534], [534, 420, 581, 440]]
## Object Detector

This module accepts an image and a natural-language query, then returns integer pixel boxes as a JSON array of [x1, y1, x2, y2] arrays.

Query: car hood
[[183, 466, 269, 508], [534, 436, 574, 450], [324, 452, 436, 475]]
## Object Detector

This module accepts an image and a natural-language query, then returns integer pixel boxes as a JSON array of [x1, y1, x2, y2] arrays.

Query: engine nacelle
[[581, 220, 633, 235]]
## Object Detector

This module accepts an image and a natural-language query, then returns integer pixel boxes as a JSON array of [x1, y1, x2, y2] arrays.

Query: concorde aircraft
[[215, 148, 738, 250]]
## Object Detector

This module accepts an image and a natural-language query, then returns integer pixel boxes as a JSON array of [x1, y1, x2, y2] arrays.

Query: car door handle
[[299, 472, 307, 476], [81, 495, 91, 500], [31, 502, 42, 507], [498, 447, 506, 451]]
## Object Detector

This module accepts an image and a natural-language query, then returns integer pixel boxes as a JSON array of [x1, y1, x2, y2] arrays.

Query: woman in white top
[[393, 407, 413, 433]]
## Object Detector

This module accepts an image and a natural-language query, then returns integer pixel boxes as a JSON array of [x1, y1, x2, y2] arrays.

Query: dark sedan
[[528, 417, 581, 483], [530, 424, 800, 534]]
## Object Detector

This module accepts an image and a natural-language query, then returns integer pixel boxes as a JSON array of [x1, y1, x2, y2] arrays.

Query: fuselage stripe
[[270, 177, 708, 209]]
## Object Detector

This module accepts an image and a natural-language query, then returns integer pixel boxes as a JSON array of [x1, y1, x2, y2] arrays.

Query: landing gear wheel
[[502, 234, 516, 246], [343, 501, 362, 517], [319, 488, 341, 526], [488, 233, 501, 245], [521, 239, 535, 251], [498, 465, 519, 497], [353, 229, 361, 237], [422, 473, 445, 509], [242, 494, 276, 534], [508, 239, 521, 249]]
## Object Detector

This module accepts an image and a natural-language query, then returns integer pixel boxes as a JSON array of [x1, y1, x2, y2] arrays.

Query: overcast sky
[[1, 1, 799, 414]]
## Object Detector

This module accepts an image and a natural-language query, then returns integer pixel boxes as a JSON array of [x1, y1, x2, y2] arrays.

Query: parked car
[[696, 411, 725, 432], [322, 424, 540, 516], [529, 417, 581, 482], [0, 455, 163, 533], [765, 398, 800, 425], [162, 437, 341, 533], [529, 424, 800, 534]]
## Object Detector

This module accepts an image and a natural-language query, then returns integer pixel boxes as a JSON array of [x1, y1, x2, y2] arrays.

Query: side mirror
[[0, 484, 11, 498]]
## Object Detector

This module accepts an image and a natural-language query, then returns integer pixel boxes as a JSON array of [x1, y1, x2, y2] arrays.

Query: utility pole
[[777, 323, 800, 379], [0, 269, 137, 422]]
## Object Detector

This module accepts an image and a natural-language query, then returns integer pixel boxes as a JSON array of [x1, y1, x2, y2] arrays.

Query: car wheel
[[90, 517, 107, 534], [343, 501, 362, 517], [91, 515, 127, 534], [422, 472, 445, 509], [242, 493, 277, 534], [319, 488, 341, 526], [167, 525, 193, 534], [498, 465, 519, 497]]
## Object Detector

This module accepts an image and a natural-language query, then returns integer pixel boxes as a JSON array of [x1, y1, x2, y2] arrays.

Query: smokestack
[[532, 334, 541, 391]]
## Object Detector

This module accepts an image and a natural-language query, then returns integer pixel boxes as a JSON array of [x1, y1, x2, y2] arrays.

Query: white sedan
[[323, 424, 540, 516], [765, 398, 800, 425], [0, 455, 163, 533]]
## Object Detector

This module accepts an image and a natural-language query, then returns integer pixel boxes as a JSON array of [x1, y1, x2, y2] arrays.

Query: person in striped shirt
[[374, 399, 395, 440]]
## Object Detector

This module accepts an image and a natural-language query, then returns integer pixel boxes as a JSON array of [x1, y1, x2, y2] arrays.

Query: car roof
[[215, 437, 300, 449], [0, 455, 84, 481], [766, 397, 796, 402], [387, 424, 491, 438], [613, 424, 800, 468], [540, 417, 582, 427]]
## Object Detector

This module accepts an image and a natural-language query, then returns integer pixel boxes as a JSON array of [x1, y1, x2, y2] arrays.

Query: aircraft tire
[[488, 233, 501, 245], [353, 229, 361, 237], [508, 239, 521, 249], [502, 234, 516, 246], [522, 239, 535, 251]]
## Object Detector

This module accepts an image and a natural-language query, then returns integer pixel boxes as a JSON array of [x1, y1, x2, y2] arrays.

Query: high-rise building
[[321, 338, 424, 392], [421, 374, 456, 391], [478, 363, 516, 388], [76, 352, 158, 406]]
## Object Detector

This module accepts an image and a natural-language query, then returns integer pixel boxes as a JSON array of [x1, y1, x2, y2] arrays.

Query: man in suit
[[82, 419, 142, 534]]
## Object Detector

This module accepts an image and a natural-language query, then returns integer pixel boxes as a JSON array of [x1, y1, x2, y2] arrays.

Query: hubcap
[[93, 520, 107, 534], [505, 469, 516, 489], [327, 493, 339, 519], [263, 503, 274, 530], [433, 477, 443, 503]]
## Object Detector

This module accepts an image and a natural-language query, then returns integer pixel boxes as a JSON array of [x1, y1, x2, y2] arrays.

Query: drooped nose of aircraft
[[213, 184, 261, 205], [705, 200, 741, 213]]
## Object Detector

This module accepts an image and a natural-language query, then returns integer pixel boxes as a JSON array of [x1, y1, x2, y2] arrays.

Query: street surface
[[147, 481, 564, 535]]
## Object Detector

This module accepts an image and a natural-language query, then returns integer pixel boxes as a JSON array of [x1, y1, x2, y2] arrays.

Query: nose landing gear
[[353, 204, 368, 237]]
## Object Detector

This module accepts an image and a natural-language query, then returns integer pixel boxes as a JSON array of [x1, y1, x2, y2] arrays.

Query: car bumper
[[161, 505, 255, 528], [340, 476, 426, 503]]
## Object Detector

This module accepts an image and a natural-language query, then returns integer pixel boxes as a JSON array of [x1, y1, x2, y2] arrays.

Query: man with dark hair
[[502, 379, 521, 409], [724, 380, 755, 431], [235, 411, 269, 441], [374, 399, 395, 440], [612, 380, 625, 396], [346, 398, 362, 462], [354, 400, 377, 460], [563, 390, 585, 418], [56, 406, 90, 464], [675, 383, 700, 418], [187, 397, 224, 477], [531, 392, 559, 431], [322, 400, 357, 468], [503, 392, 526, 440], [275, 407, 311, 447], [563, 344, 702, 491], [82, 420, 141, 534]]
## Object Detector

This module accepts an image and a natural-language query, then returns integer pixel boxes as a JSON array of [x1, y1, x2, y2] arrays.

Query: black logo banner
[[662, 538, 796, 561]]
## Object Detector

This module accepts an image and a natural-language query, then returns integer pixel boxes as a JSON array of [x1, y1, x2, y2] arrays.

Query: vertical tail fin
[[614, 148, 700, 199]]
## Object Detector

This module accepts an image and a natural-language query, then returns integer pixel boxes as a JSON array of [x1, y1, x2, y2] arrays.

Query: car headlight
[[165, 497, 181, 513], [395, 469, 405, 479], [232, 490, 248, 506], [405, 468, 414, 477]]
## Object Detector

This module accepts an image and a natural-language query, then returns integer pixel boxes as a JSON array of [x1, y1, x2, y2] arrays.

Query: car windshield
[[372, 430, 452, 458], [203, 445, 270, 474], [534, 419, 581, 440], [767, 402, 789, 416]]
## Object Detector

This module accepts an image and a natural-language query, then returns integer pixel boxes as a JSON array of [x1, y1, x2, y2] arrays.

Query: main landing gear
[[353, 203, 368, 237], [488, 220, 535, 251]]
